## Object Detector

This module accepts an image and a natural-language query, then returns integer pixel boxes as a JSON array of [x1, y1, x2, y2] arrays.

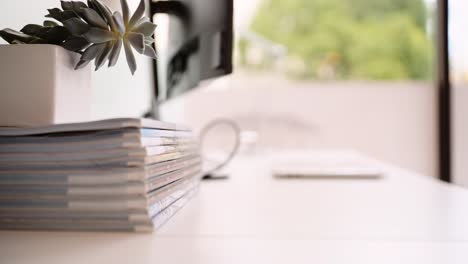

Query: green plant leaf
[[108, 38, 122, 67], [143, 44, 157, 59], [11, 40, 25, 44], [62, 36, 90, 51], [36, 26, 70, 44], [120, 0, 130, 25], [80, 42, 106, 61], [75, 59, 91, 69], [45, 8, 62, 20], [131, 21, 156, 37], [61, 1, 73, 11], [63, 18, 90, 35], [87, 0, 102, 16], [81, 8, 108, 29], [128, 0, 146, 29], [87, 0, 97, 10], [72, 1, 88, 17], [29, 38, 48, 44], [83, 27, 115, 43], [127, 32, 144, 54], [134, 16, 150, 27], [46, 8, 78, 22], [5, 0, 157, 74], [20, 24, 44, 36], [123, 39, 136, 75], [35, 27, 52, 39], [0, 28, 36, 43], [71, 1, 87, 11], [95, 41, 113, 70], [66, 1, 88, 16], [144, 37, 154, 45], [93, 0, 118, 32], [112, 11, 125, 35], [43, 20, 59, 27]]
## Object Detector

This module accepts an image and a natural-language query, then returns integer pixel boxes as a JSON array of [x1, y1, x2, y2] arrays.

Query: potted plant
[[0, 0, 157, 127]]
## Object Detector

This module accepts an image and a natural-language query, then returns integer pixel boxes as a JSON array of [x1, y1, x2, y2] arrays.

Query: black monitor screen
[[150, 0, 233, 102]]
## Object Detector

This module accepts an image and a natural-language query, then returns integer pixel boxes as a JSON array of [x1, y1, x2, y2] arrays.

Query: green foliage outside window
[[247, 0, 433, 80]]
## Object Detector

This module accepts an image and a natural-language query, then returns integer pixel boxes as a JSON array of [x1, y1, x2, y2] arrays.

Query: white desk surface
[[2, 150, 468, 264]]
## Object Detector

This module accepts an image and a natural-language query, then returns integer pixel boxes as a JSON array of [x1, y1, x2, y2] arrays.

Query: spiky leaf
[[29, 38, 48, 44], [75, 59, 91, 69], [61, 1, 73, 11], [62, 36, 89, 51], [120, 0, 130, 24], [83, 27, 115, 43], [81, 8, 108, 29], [95, 41, 113, 70], [134, 16, 150, 27], [45, 8, 62, 20], [20, 24, 44, 36], [72, 1, 87, 11], [0, 28, 36, 43], [87, 0, 101, 14], [93, 0, 118, 32], [112, 12, 125, 35], [123, 39, 136, 75], [46, 8, 78, 22], [143, 44, 157, 59], [128, 0, 146, 29], [108, 38, 122, 67], [43, 20, 59, 27], [144, 37, 154, 45], [11, 40, 26, 44], [63, 18, 90, 35], [2, 0, 157, 74], [62, 1, 87, 16], [80, 42, 107, 62], [132, 22, 156, 37], [36, 26, 70, 44], [127, 32, 144, 54]]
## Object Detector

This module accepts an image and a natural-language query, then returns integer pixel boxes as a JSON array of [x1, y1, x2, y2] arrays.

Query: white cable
[[199, 119, 241, 178]]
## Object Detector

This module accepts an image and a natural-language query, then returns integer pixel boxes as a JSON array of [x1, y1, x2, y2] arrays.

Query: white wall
[[162, 72, 438, 177], [452, 85, 468, 187], [0, 0, 154, 119]]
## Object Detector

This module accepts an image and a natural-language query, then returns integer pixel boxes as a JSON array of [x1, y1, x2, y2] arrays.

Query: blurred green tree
[[248, 0, 433, 80]]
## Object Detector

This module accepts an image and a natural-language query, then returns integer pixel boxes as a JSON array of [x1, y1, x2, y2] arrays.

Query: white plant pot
[[0, 44, 91, 127]]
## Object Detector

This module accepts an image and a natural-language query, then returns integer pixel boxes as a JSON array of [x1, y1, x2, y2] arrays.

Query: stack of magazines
[[0, 118, 202, 232]]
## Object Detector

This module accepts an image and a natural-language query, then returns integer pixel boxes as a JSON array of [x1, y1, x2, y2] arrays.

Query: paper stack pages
[[0, 118, 202, 232]]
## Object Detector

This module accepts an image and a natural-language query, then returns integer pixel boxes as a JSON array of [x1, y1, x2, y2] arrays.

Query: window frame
[[437, 0, 451, 182]]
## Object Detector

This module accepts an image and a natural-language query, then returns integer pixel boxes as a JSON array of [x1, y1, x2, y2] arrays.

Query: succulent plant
[[0, 0, 157, 75]]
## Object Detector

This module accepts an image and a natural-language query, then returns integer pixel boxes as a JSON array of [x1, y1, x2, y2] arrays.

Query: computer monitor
[[149, 0, 233, 105]]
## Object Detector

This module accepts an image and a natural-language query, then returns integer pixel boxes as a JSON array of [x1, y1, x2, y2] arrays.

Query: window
[[237, 0, 435, 81], [449, 0, 468, 186]]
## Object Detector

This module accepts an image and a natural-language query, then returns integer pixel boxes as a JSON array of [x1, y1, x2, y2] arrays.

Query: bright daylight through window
[[237, 0, 435, 81]]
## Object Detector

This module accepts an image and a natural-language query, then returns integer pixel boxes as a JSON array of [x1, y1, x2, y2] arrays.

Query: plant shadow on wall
[[0, 0, 157, 75], [239, 0, 433, 80]]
